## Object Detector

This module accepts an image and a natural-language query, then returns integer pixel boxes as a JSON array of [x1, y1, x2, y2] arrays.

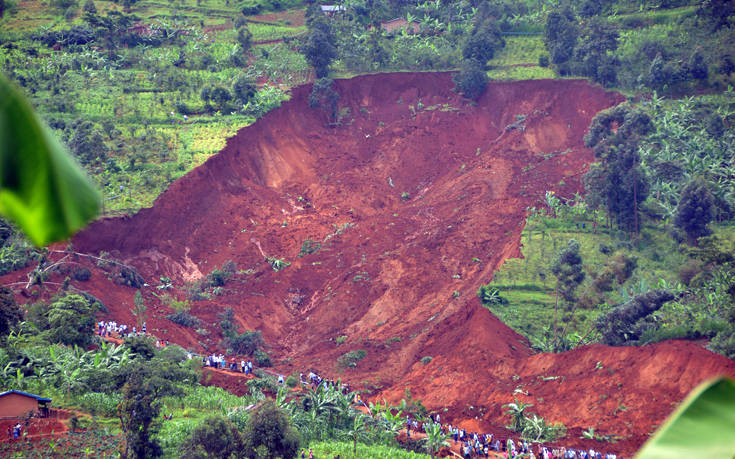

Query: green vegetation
[[338, 349, 367, 368], [309, 441, 431, 459], [0, 74, 100, 246], [503, 397, 566, 442], [2, 1, 735, 457], [636, 376, 735, 459]]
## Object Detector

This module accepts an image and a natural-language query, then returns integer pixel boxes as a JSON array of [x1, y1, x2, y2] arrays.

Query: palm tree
[[422, 422, 449, 458], [503, 398, 534, 433]]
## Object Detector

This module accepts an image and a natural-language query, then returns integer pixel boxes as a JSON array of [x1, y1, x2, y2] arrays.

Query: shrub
[[207, 268, 231, 287], [453, 59, 488, 100], [40, 293, 96, 347], [678, 258, 704, 285], [708, 327, 735, 359], [337, 349, 366, 368], [420, 356, 433, 365], [285, 374, 299, 388], [335, 335, 347, 345], [266, 257, 290, 272], [254, 349, 272, 367], [182, 415, 243, 459], [72, 266, 91, 281], [298, 239, 321, 257], [477, 285, 509, 306], [539, 54, 550, 67], [112, 265, 145, 288], [166, 311, 200, 328], [242, 400, 299, 459], [225, 330, 264, 355]]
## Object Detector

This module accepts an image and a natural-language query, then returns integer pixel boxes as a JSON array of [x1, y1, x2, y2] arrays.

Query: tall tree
[[41, 293, 96, 347], [675, 177, 715, 245], [300, 15, 337, 78], [572, 17, 619, 85], [462, 17, 504, 67], [583, 105, 654, 234], [544, 7, 579, 72], [0, 286, 23, 340], [117, 360, 190, 458], [551, 239, 585, 343]]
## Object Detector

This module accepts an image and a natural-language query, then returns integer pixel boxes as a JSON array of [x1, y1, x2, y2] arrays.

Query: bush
[[539, 54, 550, 67], [254, 349, 272, 367], [453, 59, 488, 100], [72, 266, 91, 281], [166, 311, 200, 328], [337, 349, 366, 368], [40, 293, 96, 347], [299, 239, 321, 257], [678, 258, 704, 285], [242, 400, 299, 459], [285, 374, 299, 388], [225, 330, 264, 355], [708, 327, 735, 359], [207, 268, 231, 287], [182, 415, 243, 459], [420, 356, 433, 365], [477, 285, 509, 306], [112, 265, 145, 288]]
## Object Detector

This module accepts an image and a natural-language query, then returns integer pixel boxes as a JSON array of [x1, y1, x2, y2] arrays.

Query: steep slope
[[69, 72, 735, 455]]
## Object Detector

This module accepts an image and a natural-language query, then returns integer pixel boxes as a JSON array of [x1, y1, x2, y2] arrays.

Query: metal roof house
[[320, 5, 346, 15], [0, 390, 51, 419]]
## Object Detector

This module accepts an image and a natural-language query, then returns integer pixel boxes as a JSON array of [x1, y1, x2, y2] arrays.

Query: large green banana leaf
[[636, 377, 735, 459], [0, 74, 100, 247]]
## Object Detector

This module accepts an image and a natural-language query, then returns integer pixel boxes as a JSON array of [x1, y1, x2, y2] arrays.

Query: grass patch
[[489, 36, 548, 67], [309, 441, 431, 459]]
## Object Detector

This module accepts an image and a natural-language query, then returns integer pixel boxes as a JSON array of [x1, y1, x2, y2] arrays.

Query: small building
[[0, 390, 51, 419], [380, 18, 421, 35], [320, 5, 345, 16]]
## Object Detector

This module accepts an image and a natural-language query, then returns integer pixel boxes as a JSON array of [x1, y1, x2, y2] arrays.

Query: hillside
[[61, 72, 735, 455]]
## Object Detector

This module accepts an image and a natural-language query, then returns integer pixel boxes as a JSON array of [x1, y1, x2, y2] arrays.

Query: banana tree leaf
[[635, 377, 735, 459], [0, 74, 100, 247]]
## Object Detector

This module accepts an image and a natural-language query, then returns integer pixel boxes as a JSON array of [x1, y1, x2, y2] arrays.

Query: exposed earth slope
[[67, 72, 735, 455]]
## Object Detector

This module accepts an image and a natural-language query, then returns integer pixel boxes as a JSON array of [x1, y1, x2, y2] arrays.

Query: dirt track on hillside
[[53, 72, 735, 456]]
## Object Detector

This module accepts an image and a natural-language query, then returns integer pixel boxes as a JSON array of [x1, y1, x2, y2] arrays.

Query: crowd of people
[[203, 354, 254, 375], [404, 416, 619, 459], [6, 424, 23, 440], [96, 320, 146, 339], [95, 323, 619, 458]]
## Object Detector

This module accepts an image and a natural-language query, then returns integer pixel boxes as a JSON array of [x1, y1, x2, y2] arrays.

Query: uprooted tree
[[595, 289, 676, 346]]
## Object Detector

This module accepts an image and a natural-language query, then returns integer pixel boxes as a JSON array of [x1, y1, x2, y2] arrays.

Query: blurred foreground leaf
[[635, 377, 735, 459], [0, 74, 100, 247]]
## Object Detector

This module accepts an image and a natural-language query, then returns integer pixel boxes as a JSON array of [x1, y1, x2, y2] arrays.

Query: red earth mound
[[31, 72, 733, 456]]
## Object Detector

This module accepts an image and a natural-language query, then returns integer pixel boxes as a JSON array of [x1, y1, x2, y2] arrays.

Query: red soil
[[0, 409, 71, 441], [12, 72, 732, 456]]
